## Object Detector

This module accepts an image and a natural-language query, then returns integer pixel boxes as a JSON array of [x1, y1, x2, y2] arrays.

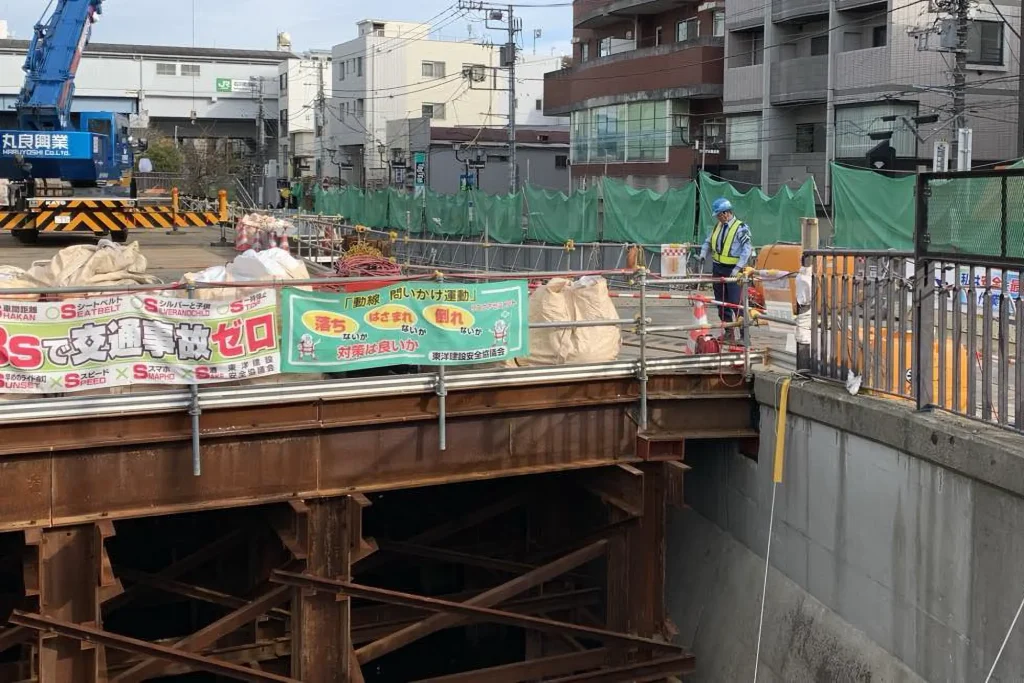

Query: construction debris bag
[[519, 276, 621, 366], [180, 248, 311, 301], [26, 240, 158, 297], [0, 266, 45, 301]]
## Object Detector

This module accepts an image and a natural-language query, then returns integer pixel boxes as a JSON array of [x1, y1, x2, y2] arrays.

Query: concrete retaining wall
[[668, 375, 1024, 682]]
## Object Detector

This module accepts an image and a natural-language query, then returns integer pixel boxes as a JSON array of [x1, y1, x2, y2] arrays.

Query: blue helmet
[[712, 198, 733, 215]]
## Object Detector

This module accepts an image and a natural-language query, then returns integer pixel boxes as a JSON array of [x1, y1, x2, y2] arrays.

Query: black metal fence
[[807, 167, 1024, 434]]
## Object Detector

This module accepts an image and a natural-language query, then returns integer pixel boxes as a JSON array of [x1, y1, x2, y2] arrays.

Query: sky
[[0, 0, 573, 56]]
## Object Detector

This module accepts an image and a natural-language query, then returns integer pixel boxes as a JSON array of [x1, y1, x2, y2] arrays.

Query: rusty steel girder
[[0, 371, 753, 531]]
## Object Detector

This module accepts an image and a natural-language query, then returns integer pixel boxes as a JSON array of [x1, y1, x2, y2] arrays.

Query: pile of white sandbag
[[0, 240, 157, 301], [235, 213, 295, 252], [178, 247, 311, 301], [517, 276, 622, 366]]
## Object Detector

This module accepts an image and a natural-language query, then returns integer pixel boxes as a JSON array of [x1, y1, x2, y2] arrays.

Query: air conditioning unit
[[625, 30, 633, 39], [571, 36, 580, 44]]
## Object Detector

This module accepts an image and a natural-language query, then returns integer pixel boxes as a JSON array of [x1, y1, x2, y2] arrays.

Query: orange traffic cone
[[690, 296, 711, 352]]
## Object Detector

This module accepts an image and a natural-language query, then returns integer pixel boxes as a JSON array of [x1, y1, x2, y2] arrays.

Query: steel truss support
[[22, 522, 121, 683], [412, 648, 610, 682], [270, 569, 683, 656], [9, 611, 298, 683], [289, 495, 365, 683], [352, 540, 609, 664]]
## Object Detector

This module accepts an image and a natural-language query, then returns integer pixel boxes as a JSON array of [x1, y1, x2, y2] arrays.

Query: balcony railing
[[769, 55, 827, 104], [771, 0, 828, 22]]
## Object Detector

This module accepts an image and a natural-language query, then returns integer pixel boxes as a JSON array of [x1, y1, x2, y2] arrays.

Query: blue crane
[[1, 0, 133, 192]]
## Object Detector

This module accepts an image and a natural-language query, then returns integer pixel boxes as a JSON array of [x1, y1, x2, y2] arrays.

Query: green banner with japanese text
[[281, 281, 528, 372]]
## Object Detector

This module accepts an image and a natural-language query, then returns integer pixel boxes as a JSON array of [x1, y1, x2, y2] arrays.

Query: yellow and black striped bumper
[[0, 203, 224, 234]]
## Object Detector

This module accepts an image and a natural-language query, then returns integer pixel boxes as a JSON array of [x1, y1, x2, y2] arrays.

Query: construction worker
[[699, 198, 752, 340]]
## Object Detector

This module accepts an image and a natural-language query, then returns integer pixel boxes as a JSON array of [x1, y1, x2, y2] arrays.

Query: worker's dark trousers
[[712, 262, 742, 336]]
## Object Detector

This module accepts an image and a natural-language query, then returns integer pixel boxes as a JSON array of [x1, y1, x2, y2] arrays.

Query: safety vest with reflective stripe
[[711, 218, 743, 266]]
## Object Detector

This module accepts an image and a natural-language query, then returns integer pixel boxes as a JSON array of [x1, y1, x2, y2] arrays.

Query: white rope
[[753, 479, 778, 683], [984, 588, 1024, 682]]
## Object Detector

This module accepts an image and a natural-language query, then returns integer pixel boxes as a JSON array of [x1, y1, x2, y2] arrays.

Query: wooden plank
[[354, 540, 609, 664], [412, 649, 608, 683]]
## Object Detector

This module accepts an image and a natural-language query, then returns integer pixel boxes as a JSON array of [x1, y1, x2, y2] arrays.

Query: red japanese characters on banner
[[0, 290, 280, 393]]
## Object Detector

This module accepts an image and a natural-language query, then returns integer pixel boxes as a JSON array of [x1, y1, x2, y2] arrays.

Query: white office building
[[327, 19, 506, 187], [277, 43, 332, 180]]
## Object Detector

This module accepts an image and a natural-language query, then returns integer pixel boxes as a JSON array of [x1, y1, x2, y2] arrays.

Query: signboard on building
[[215, 78, 254, 94], [0, 291, 280, 393], [0, 131, 92, 159], [413, 151, 427, 198], [280, 282, 528, 373]]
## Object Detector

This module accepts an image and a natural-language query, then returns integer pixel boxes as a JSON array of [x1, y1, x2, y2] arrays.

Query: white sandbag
[[26, 240, 158, 296], [519, 276, 621, 366], [0, 266, 45, 301], [519, 278, 574, 366], [568, 276, 621, 363]]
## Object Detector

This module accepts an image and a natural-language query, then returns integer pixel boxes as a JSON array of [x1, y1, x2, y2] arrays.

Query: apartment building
[[327, 20, 505, 188], [724, 0, 1021, 199], [543, 0, 727, 191], [278, 47, 332, 180]]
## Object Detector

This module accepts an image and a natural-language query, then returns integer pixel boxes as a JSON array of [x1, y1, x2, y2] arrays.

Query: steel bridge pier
[[0, 366, 758, 682]]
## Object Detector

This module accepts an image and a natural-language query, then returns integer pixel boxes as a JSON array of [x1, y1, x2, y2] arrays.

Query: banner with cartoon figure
[[281, 281, 528, 372], [0, 290, 280, 393]]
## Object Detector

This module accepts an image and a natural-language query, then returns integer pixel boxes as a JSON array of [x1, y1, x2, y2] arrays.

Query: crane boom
[[17, 0, 104, 131]]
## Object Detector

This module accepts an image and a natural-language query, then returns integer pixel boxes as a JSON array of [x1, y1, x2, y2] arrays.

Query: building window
[[422, 61, 446, 78], [280, 72, 288, 90], [422, 103, 445, 119], [626, 101, 667, 162], [726, 115, 762, 160], [676, 19, 698, 43], [810, 35, 829, 56], [835, 103, 917, 157], [581, 42, 590, 62], [599, 37, 613, 57], [571, 109, 589, 162], [795, 122, 825, 153], [339, 60, 345, 81], [463, 63, 487, 82], [536, 99, 543, 111], [355, 99, 365, 116], [156, 63, 177, 76], [655, 26, 664, 46], [555, 155, 568, 168], [357, 56, 363, 77], [872, 25, 887, 47], [967, 20, 1003, 65], [279, 109, 288, 136], [714, 11, 725, 38], [181, 64, 201, 77]]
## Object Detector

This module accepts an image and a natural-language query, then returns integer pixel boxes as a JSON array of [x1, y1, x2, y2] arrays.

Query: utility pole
[[505, 5, 520, 194], [949, 0, 969, 166], [1018, 23, 1024, 156], [252, 76, 267, 206], [317, 60, 327, 183], [460, 1, 520, 194]]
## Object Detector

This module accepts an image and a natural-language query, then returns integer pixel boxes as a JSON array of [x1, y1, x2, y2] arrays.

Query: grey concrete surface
[[676, 400, 1024, 683], [668, 506, 928, 683]]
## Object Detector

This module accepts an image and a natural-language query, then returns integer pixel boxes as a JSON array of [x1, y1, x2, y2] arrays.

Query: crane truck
[[0, 0, 144, 243]]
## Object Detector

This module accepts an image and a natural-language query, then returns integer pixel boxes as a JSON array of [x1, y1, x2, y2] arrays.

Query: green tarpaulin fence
[[697, 173, 814, 247], [601, 178, 695, 245], [472, 190, 524, 244], [524, 186, 598, 244], [831, 163, 915, 250]]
